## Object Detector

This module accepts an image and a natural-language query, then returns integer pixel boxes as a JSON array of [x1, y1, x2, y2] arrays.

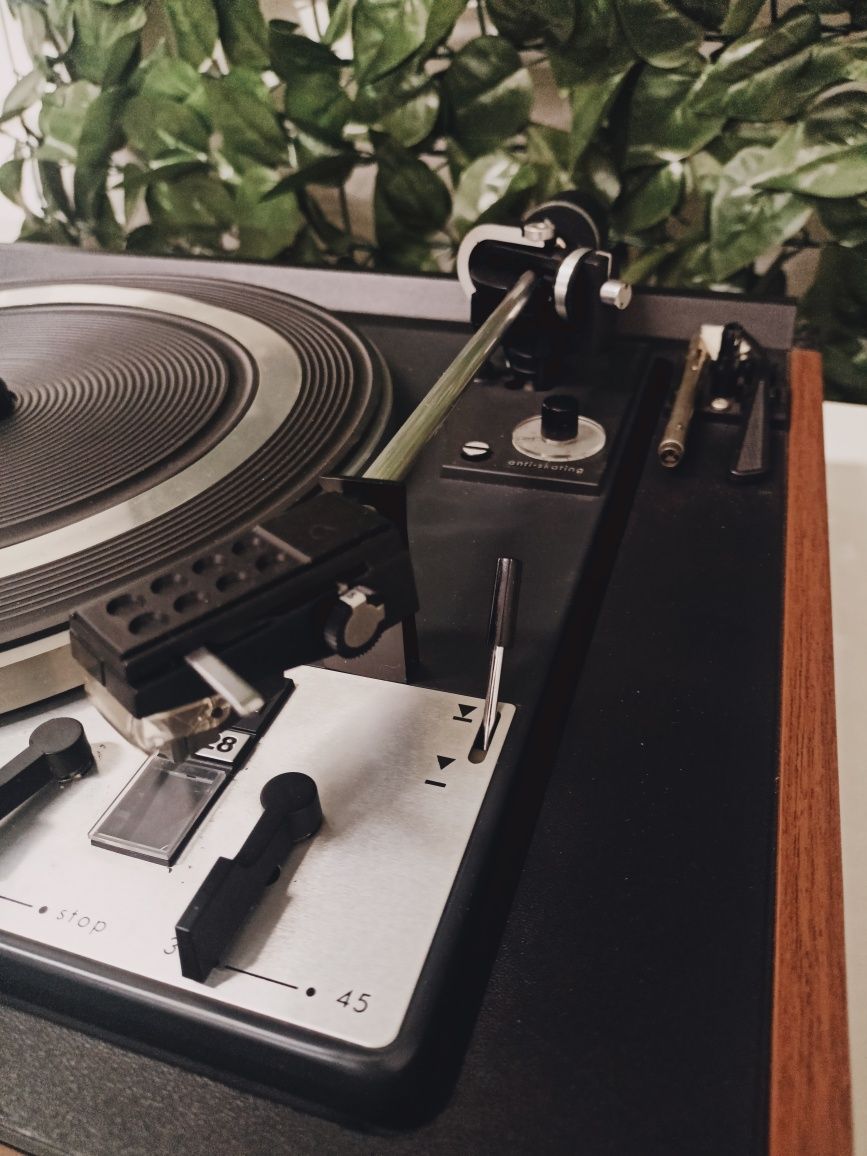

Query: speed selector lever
[[175, 772, 322, 983], [0, 719, 95, 821]]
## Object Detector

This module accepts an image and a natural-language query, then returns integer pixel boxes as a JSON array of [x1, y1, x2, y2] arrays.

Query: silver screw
[[461, 440, 493, 461], [710, 397, 730, 412], [523, 219, 556, 244]]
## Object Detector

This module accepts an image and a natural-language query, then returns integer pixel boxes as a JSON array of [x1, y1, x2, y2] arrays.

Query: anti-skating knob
[[541, 394, 580, 442]]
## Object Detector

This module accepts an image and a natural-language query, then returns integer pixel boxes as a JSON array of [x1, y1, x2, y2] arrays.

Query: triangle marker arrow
[[457, 704, 476, 717], [436, 756, 456, 771]]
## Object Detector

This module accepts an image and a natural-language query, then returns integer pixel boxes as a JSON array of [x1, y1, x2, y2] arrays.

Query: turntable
[[0, 197, 850, 1154]]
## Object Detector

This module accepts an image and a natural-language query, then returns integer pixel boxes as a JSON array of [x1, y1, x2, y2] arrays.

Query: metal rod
[[364, 271, 537, 483], [657, 332, 710, 469], [481, 645, 504, 754], [481, 557, 522, 751]]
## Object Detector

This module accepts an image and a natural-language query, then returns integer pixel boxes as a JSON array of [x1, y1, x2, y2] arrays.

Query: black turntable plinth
[[0, 240, 850, 1156]]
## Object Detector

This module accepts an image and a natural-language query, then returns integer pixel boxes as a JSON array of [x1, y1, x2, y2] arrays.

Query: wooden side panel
[[770, 349, 852, 1155]]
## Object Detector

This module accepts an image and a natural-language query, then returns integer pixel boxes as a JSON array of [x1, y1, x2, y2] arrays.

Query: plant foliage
[[2, 0, 867, 396]]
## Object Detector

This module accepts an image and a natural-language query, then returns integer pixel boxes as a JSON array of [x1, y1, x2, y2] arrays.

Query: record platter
[[0, 197, 848, 1153], [0, 275, 391, 710]]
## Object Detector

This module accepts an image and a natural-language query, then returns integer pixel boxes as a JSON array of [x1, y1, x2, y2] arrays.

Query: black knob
[[0, 718, 95, 821], [488, 557, 522, 649], [541, 394, 579, 442], [176, 772, 322, 983], [30, 718, 95, 780], [0, 378, 16, 421]]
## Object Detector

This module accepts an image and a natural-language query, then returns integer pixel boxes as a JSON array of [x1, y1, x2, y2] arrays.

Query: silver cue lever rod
[[481, 557, 522, 751], [363, 270, 537, 484]]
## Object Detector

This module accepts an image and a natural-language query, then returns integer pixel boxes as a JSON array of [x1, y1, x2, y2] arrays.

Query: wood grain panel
[[770, 349, 852, 1155]]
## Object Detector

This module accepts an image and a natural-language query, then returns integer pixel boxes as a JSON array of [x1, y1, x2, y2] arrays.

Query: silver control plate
[[0, 667, 513, 1049]]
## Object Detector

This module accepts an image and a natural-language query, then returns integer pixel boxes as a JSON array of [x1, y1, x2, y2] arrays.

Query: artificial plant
[[1, 0, 866, 397]]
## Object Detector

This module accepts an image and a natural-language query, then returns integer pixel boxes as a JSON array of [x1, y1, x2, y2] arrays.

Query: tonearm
[[68, 194, 632, 759]]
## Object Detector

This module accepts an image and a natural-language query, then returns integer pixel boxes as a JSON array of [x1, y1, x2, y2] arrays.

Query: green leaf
[[624, 61, 725, 167], [269, 23, 351, 143], [8, 5, 46, 62], [294, 131, 356, 184], [137, 54, 203, 102], [0, 159, 25, 209], [450, 150, 537, 237], [162, 0, 219, 67], [123, 92, 210, 162], [800, 245, 867, 399], [352, 0, 430, 83], [690, 9, 843, 121], [148, 171, 235, 231], [569, 66, 631, 166], [676, 0, 728, 28], [237, 190, 303, 259], [37, 81, 101, 164], [18, 213, 76, 245], [754, 92, 867, 198], [442, 37, 532, 157], [658, 240, 758, 291], [705, 119, 792, 165], [720, 0, 766, 37], [526, 125, 572, 200], [803, 0, 866, 13], [621, 238, 683, 282], [0, 69, 45, 124], [206, 69, 286, 171], [572, 139, 622, 206], [420, 0, 466, 52], [709, 8, 823, 83], [549, 2, 635, 83], [85, 189, 124, 250], [374, 138, 451, 249], [215, 0, 268, 69], [324, 0, 355, 45], [614, 0, 703, 69], [299, 188, 356, 255], [615, 161, 685, 232], [37, 158, 75, 220], [356, 64, 439, 147], [67, 0, 146, 86], [234, 168, 303, 259], [123, 159, 204, 224], [265, 136, 357, 197], [488, 0, 576, 47], [709, 146, 813, 279], [817, 197, 867, 247], [73, 86, 126, 221]]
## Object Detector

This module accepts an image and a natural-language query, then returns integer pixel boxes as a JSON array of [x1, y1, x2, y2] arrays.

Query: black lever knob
[[541, 393, 579, 442], [0, 718, 95, 821], [175, 772, 322, 983], [730, 367, 771, 482]]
